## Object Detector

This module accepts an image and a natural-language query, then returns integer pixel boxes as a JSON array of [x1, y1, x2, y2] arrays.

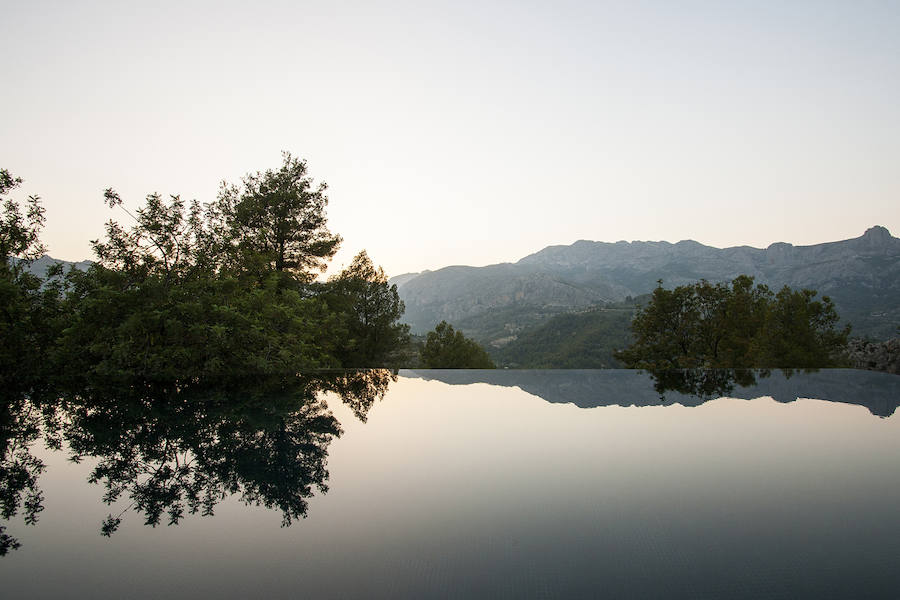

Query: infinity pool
[[2, 369, 898, 598]]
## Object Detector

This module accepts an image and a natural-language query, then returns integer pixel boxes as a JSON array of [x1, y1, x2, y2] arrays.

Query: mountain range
[[403, 368, 900, 418], [391, 226, 900, 342], [16, 255, 92, 277]]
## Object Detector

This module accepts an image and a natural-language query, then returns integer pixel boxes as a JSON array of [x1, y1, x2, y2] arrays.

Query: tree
[[215, 153, 341, 283], [751, 286, 850, 367], [62, 180, 342, 383], [615, 276, 848, 369], [615, 282, 700, 369], [325, 251, 409, 366], [94, 189, 210, 286], [1, 170, 66, 395], [421, 321, 495, 368], [1, 169, 45, 265]]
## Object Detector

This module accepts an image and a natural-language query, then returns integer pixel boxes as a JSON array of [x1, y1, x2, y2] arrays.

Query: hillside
[[12, 255, 92, 277], [490, 304, 636, 368], [393, 226, 900, 342]]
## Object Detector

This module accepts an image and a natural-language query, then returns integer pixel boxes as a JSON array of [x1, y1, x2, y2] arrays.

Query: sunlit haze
[[3, 1, 898, 277]]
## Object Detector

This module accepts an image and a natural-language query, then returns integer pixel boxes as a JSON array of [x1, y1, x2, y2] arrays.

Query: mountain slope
[[10, 255, 92, 277], [393, 226, 900, 340]]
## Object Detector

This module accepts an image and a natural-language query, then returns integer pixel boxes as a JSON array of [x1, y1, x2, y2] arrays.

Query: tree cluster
[[492, 304, 635, 368], [421, 321, 496, 368], [2, 156, 410, 387], [615, 276, 850, 369], [1, 170, 69, 397]]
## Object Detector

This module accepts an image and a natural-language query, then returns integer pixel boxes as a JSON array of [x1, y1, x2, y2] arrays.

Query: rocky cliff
[[393, 227, 900, 339]]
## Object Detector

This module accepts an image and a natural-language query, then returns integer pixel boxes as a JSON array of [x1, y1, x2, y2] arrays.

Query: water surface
[[2, 369, 898, 598]]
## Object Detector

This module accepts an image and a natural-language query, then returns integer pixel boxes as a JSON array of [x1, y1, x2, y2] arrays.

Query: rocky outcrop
[[393, 262, 627, 333], [846, 338, 900, 375]]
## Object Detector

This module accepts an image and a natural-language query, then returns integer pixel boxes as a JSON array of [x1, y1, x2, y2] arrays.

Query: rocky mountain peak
[[862, 225, 892, 242], [848, 225, 898, 253]]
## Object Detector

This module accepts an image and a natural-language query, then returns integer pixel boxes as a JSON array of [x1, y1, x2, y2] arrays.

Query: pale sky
[[3, 0, 898, 277]]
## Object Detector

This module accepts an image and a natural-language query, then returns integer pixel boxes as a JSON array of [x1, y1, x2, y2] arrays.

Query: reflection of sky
[[3, 2, 899, 276], [5, 375, 900, 598]]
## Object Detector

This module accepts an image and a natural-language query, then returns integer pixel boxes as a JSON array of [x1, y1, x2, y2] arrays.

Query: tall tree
[[216, 153, 341, 283], [326, 251, 409, 366], [0, 170, 65, 395]]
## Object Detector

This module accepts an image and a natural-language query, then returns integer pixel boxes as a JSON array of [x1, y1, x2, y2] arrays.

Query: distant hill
[[392, 226, 900, 342], [490, 305, 636, 368], [10, 255, 92, 277]]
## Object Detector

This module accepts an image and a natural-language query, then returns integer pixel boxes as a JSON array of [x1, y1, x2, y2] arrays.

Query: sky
[[3, 0, 899, 278]]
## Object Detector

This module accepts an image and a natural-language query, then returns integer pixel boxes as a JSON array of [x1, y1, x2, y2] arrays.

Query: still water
[[2, 369, 899, 598]]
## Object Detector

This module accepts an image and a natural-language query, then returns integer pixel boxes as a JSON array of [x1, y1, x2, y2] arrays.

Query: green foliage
[[1, 169, 45, 264], [46, 157, 407, 381], [60, 269, 343, 382], [0, 172, 64, 553], [214, 152, 341, 283], [451, 304, 573, 345], [421, 321, 496, 368], [752, 286, 851, 367], [492, 305, 635, 368], [1, 171, 68, 395], [93, 190, 214, 284], [616, 276, 850, 369], [324, 251, 409, 367]]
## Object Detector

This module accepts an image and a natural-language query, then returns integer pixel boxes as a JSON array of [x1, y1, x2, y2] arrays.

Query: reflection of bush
[[0, 395, 49, 555], [645, 368, 826, 402], [320, 369, 398, 422], [58, 371, 396, 537], [0, 370, 399, 553], [648, 369, 767, 400]]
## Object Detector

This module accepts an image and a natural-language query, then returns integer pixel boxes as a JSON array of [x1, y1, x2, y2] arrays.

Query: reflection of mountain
[[404, 369, 900, 418]]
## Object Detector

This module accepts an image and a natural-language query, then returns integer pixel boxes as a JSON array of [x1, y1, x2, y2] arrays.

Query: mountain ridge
[[392, 226, 900, 341], [10, 255, 92, 277]]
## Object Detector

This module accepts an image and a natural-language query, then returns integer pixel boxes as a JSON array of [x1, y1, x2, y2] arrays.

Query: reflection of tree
[[645, 368, 822, 402], [60, 377, 340, 535], [647, 369, 768, 400], [58, 371, 396, 536], [321, 369, 397, 422], [0, 394, 51, 555]]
